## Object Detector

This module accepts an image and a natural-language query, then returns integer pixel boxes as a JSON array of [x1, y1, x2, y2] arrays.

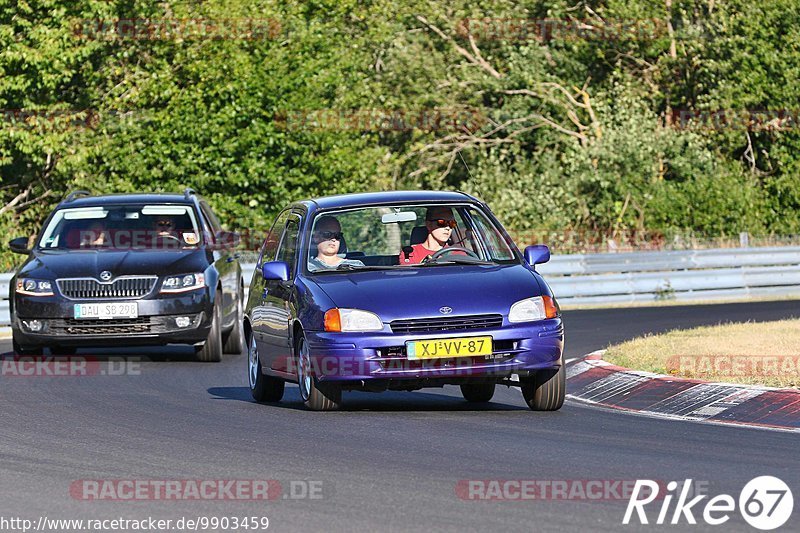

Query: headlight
[[324, 308, 383, 332], [160, 273, 205, 293], [508, 296, 558, 323], [15, 278, 54, 296]]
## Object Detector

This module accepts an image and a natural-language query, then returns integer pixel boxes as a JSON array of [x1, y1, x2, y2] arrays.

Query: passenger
[[399, 206, 465, 264], [308, 216, 365, 271]]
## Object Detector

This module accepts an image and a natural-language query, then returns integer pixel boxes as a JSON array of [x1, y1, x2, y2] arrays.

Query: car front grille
[[389, 314, 503, 334], [57, 277, 157, 299], [53, 317, 154, 335]]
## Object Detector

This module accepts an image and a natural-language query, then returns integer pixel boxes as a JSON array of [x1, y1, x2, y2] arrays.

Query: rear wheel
[[196, 292, 223, 362], [460, 383, 495, 403], [223, 291, 245, 354], [248, 331, 284, 402], [296, 333, 341, 411], [521, 365, 565, 411]]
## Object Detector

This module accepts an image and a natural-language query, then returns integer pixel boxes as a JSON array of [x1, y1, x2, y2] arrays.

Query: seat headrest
[[410, 226, 428, 245]]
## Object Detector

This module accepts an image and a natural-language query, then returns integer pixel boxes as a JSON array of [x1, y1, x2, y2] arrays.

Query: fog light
[[22, 319, 43, 332], [175, 316, 191, 328]]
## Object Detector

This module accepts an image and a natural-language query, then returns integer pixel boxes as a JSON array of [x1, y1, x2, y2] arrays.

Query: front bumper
[[296, 318, 564, 383], [12, 290, 213, 348]]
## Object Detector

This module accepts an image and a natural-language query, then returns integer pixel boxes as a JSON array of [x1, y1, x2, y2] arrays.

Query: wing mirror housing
[[261, 261, 290, 282], [524, 245, 550, 266]]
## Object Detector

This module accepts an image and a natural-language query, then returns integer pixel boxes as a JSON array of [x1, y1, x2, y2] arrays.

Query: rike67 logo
[[624, 477, 793, 530]]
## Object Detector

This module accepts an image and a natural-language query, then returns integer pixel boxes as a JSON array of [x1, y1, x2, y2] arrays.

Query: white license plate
[[74, 302, 139, 319]]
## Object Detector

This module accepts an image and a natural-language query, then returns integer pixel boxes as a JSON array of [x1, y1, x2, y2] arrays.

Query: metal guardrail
[[538, 246, 800, 305], [3, 247, 800, 326]]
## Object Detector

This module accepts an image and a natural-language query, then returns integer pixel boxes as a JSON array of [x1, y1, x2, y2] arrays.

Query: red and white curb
[[566, 350, 800, 432]]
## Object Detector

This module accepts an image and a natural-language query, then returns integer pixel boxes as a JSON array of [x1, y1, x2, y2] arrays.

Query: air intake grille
[[56, 317, 153, 335], [57, 277, 157, 299], [390, 314, 503, 334]]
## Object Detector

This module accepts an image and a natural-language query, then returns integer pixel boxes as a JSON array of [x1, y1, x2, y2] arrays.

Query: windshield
[[305, 203, 517, 273], [38, 204, 202, 250]]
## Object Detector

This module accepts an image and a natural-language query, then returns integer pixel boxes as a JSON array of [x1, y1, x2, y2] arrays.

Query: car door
[[199, 201, 238, 325], [259, 212, 302, 375], [250, 210, 290, 355]]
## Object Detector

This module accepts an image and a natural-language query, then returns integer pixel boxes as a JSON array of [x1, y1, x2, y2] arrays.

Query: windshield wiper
[[421, 256, 495, 266], [334, 263, 396, 271]]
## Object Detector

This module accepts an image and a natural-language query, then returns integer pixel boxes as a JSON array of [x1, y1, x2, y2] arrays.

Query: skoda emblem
[[99, 271, 112, 281], [439, 306, 453, 315]]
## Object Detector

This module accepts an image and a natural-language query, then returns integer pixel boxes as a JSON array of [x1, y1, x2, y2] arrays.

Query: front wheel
[[460, 383, 495, 402], [196, 293, 223, 362], [223, 292, 245, 354], [520, 365, 565, 411], [296, 334, 341, 411], [248, 332, 284, 402]]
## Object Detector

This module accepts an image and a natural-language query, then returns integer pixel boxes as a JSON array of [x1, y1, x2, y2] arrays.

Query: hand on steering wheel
[[428, 246, 480, 261]]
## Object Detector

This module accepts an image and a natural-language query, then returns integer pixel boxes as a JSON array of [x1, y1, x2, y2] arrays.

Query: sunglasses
[[427, 218, 457, 229], [157, 220, 173, 227], [317, 230, 343, 241]]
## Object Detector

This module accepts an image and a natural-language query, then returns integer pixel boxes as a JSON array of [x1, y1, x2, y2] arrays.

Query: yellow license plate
[[406, 336, 493, 360]]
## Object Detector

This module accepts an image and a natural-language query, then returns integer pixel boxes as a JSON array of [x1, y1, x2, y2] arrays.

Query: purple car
[[245, 191, 564, 410]]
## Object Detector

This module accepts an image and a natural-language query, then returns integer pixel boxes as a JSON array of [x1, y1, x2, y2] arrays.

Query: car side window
[[275, 215, 301, 277], [258, 211, 291, 266], [199, 202, 222, 234]]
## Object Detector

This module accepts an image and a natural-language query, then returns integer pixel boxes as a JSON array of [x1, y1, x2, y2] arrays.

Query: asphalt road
[[1, 300, 799, 532]]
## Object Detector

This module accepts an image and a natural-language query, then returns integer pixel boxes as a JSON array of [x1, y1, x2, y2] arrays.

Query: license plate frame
[[73, 302, 139, 320], [406, 336, 493, 360]]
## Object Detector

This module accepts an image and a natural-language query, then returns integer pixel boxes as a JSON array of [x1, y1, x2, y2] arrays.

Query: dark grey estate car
[[9, 189, 244, 361]]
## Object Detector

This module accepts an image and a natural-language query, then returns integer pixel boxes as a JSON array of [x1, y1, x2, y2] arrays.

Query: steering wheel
[[155, 233, 182, 244], [428, 246, 480, 261]]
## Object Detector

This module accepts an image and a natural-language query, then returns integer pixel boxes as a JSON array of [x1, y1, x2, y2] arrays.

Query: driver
[[308, 215, 365, 271], [154, 216, 178, 238], [151, 216, 183, 248], [398, 206, 466, 264]]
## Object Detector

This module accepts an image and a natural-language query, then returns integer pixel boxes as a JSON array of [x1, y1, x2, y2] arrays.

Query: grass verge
[[603, 319, 800, 389]]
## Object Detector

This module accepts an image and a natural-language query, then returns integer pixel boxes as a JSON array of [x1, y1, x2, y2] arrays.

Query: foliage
[[1, 0, 799, 266]]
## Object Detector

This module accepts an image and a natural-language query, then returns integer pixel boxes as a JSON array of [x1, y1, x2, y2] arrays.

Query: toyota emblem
[[439, 306, 453, 315], [99, 271, 112, 281]]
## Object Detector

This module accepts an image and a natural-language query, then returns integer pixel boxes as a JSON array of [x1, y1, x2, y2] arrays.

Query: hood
[[308, 264, 542, 322], [18, 249, 210, 280]]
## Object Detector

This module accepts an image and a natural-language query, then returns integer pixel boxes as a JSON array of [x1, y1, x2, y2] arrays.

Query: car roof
[[303, 190, 478, 211], [57, 193, 196, 209]]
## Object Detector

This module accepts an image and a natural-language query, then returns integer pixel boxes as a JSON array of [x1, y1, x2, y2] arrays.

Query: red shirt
[[398, 244, 465, 265]]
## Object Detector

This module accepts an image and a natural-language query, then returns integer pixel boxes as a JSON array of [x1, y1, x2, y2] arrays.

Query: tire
[[223, 291, 245, 354], [521, 365, 565, 411], [296, 333, 341, 411], [196, 292, 223, 362], [460, 383, 496, 403], [50, 346, 77, 356], [12, 335, 40, 356], [248, 330, 284, 402]]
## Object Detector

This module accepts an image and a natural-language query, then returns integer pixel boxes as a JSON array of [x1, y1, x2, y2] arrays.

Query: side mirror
[[524, 245, 550, 266], [9, 237, 31, 255], [261, 261, 290, 282]]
